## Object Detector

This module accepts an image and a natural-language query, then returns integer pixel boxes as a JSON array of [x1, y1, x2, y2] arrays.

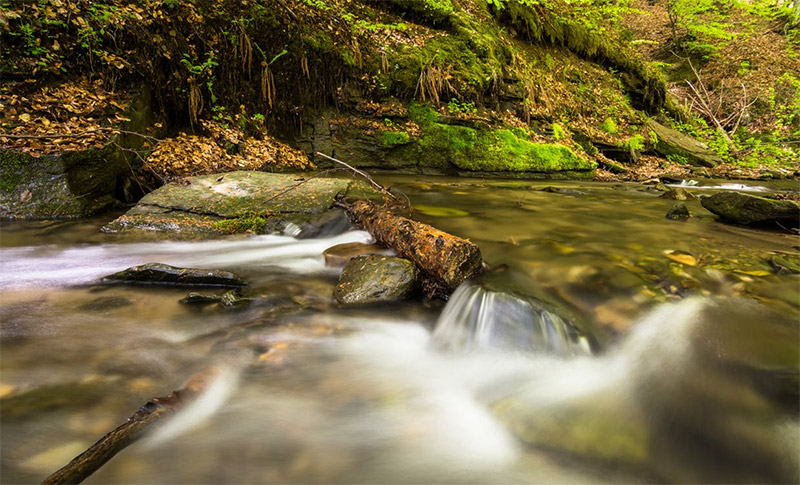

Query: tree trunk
[[335, 197, 483, 290]]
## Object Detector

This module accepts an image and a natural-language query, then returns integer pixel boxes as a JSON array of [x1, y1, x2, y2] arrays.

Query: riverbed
[[1, 176, 798, 483]]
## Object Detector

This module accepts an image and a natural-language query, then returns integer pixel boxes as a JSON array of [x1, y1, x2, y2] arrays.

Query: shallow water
[[1, 177, 798, 484]]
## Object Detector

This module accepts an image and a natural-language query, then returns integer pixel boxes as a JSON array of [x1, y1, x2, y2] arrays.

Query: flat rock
[[647, 120, 722, 168], [323, 242, 389, 267], [103, 171, 379, 236], [334, 255, 417, 304], [104, 263, 247, 287], [700, 191, 800, 227]]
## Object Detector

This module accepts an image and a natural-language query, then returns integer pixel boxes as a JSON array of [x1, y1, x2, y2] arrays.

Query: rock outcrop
[[103, 171, 379, 236], [647, 120, 722, 168], [700, 191, 800, 227]]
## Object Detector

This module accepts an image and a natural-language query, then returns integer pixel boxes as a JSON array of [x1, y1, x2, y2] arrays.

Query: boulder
[[323, 242, 389, 267], [103, 263, 247, 287], [0, 148, 123, 219], [666, 203, 690, 221], [700, 191, 800, 227], [646, 120, 722, 168], [103, 171, 379, 236], [334, 255, 417, 304]]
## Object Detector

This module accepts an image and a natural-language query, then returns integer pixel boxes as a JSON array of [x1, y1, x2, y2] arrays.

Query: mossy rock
[[104, 171, 378, 236], [646, 120, 722, 168], [334, 255, 417, 304], [700, 191, 800, 227], [0, 148, 123, 220]]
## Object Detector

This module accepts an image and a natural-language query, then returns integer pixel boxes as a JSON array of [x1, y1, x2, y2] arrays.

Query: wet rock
[[103, 171, 379, 236], [493, 394, 647, 466], [646, 120, 722, 167], [666, 203, 691, 221], [659, 187, 696, 200], [104, 263, 247, 287], [700, 191, 800, 227], [538, 186, 587, 195], [78, 296, 133, 311], [219, 289, 253, 309], [0, 149, 123, 219], [323, 242, 388, 267], [334, 255, 417, 304], [179, 292, 225, 305]]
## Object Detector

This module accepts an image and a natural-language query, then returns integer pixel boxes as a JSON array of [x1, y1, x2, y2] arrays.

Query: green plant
[[447, 99, 477, 114], [625, 134, 645, 151], [599, 118, 618, 134], [551, 122, 566, 141]]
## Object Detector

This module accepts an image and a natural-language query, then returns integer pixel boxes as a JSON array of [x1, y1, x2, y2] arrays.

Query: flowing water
[[1, 177, 798, 484]]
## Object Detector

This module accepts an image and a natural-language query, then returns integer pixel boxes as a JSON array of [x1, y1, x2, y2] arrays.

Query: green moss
[[0, 150, 31, 192], [408, 103, 440, 124], [552, 122, 566, 141], [599, 118, 618, 134], [416, 121, 594, 172], [625, 134, 645, 151], [381, 131, 411, 147], [213, 216, 266, 233]]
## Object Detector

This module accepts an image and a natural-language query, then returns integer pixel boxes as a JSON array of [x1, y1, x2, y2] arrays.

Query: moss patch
[[213, 216, 267, 234], [416, 122, 595, 172]]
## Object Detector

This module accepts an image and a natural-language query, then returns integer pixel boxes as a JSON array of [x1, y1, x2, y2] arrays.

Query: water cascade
[[431, 282, 591, 356]]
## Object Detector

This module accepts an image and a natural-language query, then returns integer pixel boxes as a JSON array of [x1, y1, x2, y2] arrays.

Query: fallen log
[[335, 197, 483, 289], [42, 368, 219, 485]]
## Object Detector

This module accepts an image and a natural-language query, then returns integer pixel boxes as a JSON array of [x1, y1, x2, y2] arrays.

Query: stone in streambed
[[334, 255, 417, 304], [104, 263, 247, 287], [323, 242, 389, 267], [700, 191, 800, 227], [769, 254, 800, 275], [102, 171, 380, 236], [659, 187, 696, 201], [666, 203, 690, 221]]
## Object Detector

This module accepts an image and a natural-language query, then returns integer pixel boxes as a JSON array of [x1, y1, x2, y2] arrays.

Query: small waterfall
[[431, 283, 591, 356]]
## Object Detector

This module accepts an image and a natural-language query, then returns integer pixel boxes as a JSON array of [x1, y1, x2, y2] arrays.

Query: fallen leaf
[[664, 250, 697, 266]]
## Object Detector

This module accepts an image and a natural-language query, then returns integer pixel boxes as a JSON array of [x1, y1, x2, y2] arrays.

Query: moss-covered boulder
[[700, 191, 800, 227], [646, 120, 722, 168], [103, 171, 379, 236], [334, 255, 417, 304], [103, 263, 247, 287]]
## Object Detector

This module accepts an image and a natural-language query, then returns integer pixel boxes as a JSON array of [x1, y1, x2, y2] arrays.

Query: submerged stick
[[42, 368, 218, 485], [335, 197, 483, 289]]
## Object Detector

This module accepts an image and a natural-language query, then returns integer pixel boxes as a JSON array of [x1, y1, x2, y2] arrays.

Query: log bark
[[42, 369, 217, 485], [336, 197, 483, 289]]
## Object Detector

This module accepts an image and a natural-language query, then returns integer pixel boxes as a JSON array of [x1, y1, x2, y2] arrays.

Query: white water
[[432, 283, 592, 356], [674, 180, 771, 192], [0, 230, 374, 289]]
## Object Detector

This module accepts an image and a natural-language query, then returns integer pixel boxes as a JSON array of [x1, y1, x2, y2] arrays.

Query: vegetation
[[0, 0, 797, 179]]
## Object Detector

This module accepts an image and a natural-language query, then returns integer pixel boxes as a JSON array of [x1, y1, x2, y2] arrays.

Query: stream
[[1, 177, 798, 484]]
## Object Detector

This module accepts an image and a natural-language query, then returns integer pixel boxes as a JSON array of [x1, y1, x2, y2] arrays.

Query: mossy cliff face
[[300, 103, 595, 177]]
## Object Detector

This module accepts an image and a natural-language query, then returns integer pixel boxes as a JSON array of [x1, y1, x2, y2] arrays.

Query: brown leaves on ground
[[142, 121, 314, 184], [0, 78, 130, 156]]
